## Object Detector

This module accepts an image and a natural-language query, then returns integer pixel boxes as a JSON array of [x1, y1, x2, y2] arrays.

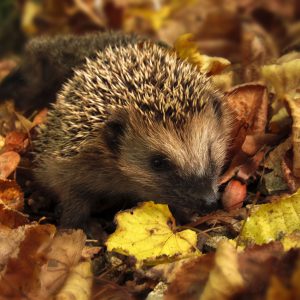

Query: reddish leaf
[[0, 179, 24, 211], [4, 131, 29, 153], [0, 151, 20, 179]]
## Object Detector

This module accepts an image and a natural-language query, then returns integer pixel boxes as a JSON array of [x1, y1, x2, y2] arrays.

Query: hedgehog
[[1, 33, 232, 229]]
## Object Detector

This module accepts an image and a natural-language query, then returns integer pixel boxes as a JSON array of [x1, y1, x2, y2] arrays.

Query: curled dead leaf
[[0, 151, 20, 179], [4, 131, 28, 153]]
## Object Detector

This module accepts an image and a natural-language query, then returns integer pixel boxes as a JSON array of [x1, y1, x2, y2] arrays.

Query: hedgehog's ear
[[104, 109, 128, 153]]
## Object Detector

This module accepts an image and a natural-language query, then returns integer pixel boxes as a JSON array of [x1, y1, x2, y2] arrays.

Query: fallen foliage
[[106, 201, 200, 267], [0, 0, 300, 299]]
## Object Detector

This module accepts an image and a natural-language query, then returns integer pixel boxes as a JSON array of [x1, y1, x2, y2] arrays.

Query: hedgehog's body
[[0, 32, 147, 112], [4, 33, 232, 229]]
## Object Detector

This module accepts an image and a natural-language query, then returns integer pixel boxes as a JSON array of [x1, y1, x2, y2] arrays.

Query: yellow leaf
[[21, 0, 42, 36], [106, 201, 200, 266], [241, 189, 300, 245], [269, 106, 291, 133], [126, 0, 196, 31], [128, 6, 172, 31], [174, 33, 231, 75], [282, 231, 300, 251], [286, 95, 300, 177], [201, 241, 244, 300], [55, 260, 92, 300], [261, 59, 300, 99]]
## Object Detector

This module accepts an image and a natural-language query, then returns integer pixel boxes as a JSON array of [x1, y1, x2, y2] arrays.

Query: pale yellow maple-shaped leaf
[[241, 189, 300, 245], [55, 260, 92, 300], [106, 201, 200, 266], [201, 240, 244, 300], [174, 33, 231, 75]]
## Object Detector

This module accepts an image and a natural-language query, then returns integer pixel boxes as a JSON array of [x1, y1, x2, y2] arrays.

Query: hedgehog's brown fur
[[33, 36, 232, 229]]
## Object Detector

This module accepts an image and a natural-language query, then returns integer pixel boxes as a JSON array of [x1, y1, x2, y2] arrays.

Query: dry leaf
[[261, 138, 292, 194], [0, 224, 56, 299], [0, 203, 28, 229], [166, 241, 244, 300], [0, 179, 24, 211], [281, 231, 300, 251], [174, 33, 231, 75], [4, 131, 29, 153], [55, 260, 92, 300], [240, 189, 300, 245], [165, 254, 215, 300], [39, 230, 86, 298], [0, 151, 20, 179], [226, 83, 268, 135], [201, 241, 244, 300], [285, 95, 300, 177], [261, 58, 300, 99], [91, 279, 135, 300], [32, 108, 48, 126], [106, 201, 200, 266]]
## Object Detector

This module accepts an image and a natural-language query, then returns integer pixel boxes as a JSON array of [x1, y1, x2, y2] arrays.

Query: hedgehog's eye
[[150, 154, 172, 172]]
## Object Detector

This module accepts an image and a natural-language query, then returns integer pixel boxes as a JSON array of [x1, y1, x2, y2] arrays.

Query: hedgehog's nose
[[203, 191, 220, 211], [203, 190, 218, 205], [186, 188, 219, 212]]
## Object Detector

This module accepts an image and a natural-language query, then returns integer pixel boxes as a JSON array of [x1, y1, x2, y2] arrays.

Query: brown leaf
[[242, 133, 281, 156], [226, 83, 268, 134], [237, 243, 300, 299], [165, 253, 215, 300], [281, 154, 300, 193], [39, 230, 86, 298], [219, 149, 265, 184], [225, 83, 268, 159], [261, 138, 292, 194], [92, 278, 135, 300], [0, 224, 56, 299], [0, 203, 28, 229], [0, 179, 24, 211], [285, 96, 300, 177], [241, 21, 278, 82], [166, 240, 300, 300], [4, 131, 29, 153], [32, 108, 48, 126], [166, 241, 245, 300], [0, 151, 20, 179]]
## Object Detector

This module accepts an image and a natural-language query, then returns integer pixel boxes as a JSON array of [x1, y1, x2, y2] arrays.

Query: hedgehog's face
[[104, 101, 230, 214]]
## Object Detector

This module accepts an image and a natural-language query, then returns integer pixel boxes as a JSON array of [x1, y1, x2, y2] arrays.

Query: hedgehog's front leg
[[58, 187, 92, 230]]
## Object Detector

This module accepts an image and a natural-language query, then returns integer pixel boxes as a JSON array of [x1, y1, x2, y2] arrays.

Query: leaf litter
[[0, 0, 300, 299]]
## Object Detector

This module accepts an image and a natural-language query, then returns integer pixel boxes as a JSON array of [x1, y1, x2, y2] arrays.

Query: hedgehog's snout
[[186, 188, 220, 213], [170, 175, 220, 213]]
